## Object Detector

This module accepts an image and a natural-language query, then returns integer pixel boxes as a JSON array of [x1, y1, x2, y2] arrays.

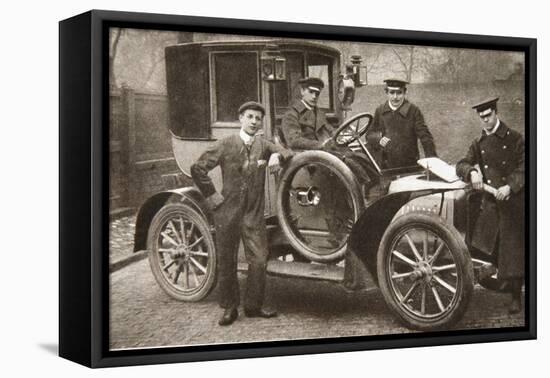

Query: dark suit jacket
[[367, 100, 436, 168], [191, 134, 291, 224]]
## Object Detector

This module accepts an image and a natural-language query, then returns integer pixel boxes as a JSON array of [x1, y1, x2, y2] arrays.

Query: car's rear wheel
[[377, 212, 474, 331], [147, 203, 217, 301], [276, 151, 365, 263]]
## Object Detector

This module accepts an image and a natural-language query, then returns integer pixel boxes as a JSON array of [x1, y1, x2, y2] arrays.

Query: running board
[[237, 260, 344, 281], [266, 260, 344, 282]]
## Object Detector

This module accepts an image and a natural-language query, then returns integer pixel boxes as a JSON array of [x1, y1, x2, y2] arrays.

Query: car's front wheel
[[377, 212, 474, 331]]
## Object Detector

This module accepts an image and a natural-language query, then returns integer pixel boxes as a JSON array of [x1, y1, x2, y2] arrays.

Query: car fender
[[348, 189, 454, 283], [133, 187, 213, 252]]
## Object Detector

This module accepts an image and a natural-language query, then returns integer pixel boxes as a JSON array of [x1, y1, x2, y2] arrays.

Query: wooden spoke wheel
[[147, 203, 216, 301], [377, 213, 474, 331]]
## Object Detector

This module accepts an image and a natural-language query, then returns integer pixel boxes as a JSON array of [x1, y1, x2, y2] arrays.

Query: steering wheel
[[332, 112, 374, 147]]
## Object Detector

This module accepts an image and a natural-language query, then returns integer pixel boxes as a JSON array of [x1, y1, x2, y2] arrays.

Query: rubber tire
[[147, 203, 217, 302], [276, 150, 365, 263], [377, 212, 474, 331]]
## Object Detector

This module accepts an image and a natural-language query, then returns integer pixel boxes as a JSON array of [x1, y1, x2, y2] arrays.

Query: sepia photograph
[[107, 25, 529, 351]]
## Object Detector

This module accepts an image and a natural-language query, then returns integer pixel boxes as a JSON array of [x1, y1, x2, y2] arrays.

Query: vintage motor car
[[132, 38, 504, 331]]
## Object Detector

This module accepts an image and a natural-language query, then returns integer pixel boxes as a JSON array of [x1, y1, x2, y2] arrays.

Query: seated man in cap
[[456, 97, 525, 314], [281, 77, 334, 150], [191, 101, 294, 326], [281, 76, 375, 187], [366, 79, 437, 169], [281, 77, 371, 292]]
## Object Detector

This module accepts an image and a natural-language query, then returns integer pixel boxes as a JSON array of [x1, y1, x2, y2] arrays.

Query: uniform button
[[487, 179, 492, 184], [502, 161, 506, 165], [503, 145, 507, 149], [484, 165, 488, 169], [507, 131, 510, 135], [502, 177, 506, 181], [481, 150, 485, 154]]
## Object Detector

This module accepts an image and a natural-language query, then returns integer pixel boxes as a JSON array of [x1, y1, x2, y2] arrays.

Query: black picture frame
[[59, 9, 537, 368]]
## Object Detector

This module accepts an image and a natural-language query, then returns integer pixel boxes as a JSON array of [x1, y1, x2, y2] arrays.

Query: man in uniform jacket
[[367, 79, 437, 169], [191, 101, 293, 326], [456, 97, 525, 314], [281, 77, 336, 150], [281, 77, 368, 292]]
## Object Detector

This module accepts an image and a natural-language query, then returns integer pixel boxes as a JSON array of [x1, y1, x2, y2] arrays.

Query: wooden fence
[[109, 88, 188, 212]]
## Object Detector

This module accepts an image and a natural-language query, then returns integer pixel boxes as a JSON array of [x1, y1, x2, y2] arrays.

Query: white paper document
[[417, 157, 461, 183]]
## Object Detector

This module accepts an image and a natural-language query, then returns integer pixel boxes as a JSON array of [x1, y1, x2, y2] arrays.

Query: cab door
[[261, 51, 306, 218]]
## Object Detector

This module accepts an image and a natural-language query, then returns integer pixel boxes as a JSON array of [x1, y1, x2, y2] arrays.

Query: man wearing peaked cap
[[281, 77, 374, 292], [297, 77, 325, 91], [366, 78, 437, 169], [281, 77, 330, 150], [384, 78, 409, 89], [472, 97, 499, 114], [191, 101, 293, 326], [456, 96, 525, 314]]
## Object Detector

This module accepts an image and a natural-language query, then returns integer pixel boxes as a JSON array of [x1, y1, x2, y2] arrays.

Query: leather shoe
[[339, 280, 367, 294], [478, 264, 497, 282], [244, 308, 278, 318], [218, 308, 238, 326]]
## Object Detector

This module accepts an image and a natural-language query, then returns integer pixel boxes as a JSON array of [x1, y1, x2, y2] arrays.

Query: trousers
[[214, 199, 269, 311]]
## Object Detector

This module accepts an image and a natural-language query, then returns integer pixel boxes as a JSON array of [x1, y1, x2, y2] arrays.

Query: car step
[[238, 260, 344, 281], [265, 260, 344, 281]]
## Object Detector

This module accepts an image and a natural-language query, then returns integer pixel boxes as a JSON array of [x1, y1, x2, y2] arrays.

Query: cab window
[[307, 53, 333, 110], [212, 52, 259, 123], [273, 52, 304, 113]]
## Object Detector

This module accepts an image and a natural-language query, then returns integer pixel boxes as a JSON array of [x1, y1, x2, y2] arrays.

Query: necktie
[[242, 142, 251, 172]]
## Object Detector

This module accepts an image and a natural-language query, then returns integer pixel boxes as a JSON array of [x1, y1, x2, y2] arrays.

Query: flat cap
[[472, 97, 499, 112], [298, 77, 325, 91], [238, 101, 265, 116], [384, 78, 409, 88]]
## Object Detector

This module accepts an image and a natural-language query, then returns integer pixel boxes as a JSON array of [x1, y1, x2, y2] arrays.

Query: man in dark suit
[[191, 101, 293, 326], [367, 79, 437, 169], [456, 97, 525, 314]]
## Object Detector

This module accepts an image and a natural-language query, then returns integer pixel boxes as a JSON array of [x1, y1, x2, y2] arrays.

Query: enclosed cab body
[[165, 39, 344, 216]]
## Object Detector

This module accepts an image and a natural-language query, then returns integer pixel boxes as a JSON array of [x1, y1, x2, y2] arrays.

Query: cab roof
[[168, 38, 341, 57]]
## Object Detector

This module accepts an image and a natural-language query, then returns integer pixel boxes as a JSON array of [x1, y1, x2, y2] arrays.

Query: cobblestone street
[[110, 214, 137, 262], [109, 215, 525, 350]]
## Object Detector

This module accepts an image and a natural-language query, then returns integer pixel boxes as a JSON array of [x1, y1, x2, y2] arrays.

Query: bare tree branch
[[109, 28, 124, 89], [407, 47, 414, 82], [367, 50, 383, 73], [141, 55, 165, 89], [111, 28, 123, 59], [391, 46, 415, 81], [391, 47, 408, 71]]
